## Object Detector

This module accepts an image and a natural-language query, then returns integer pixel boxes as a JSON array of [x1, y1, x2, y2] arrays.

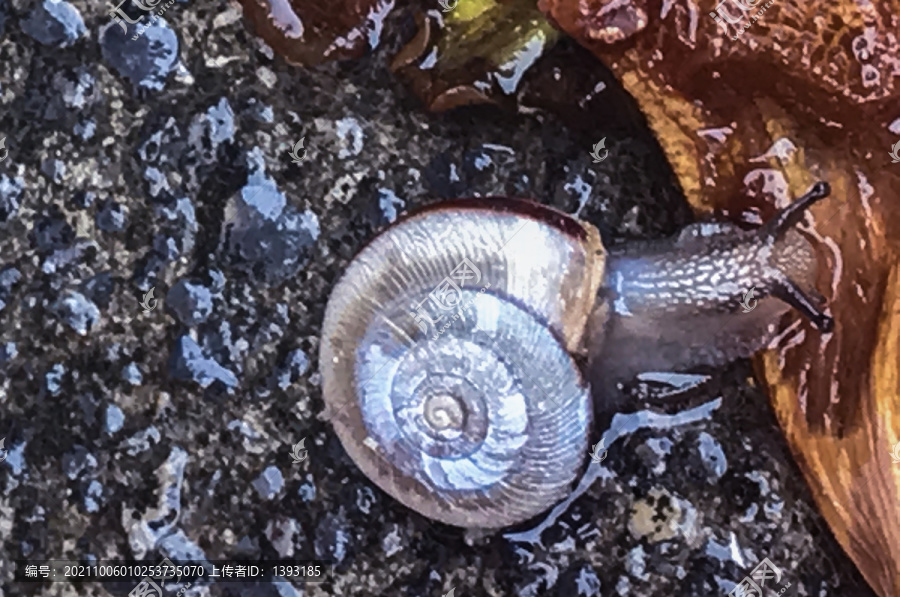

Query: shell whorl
[[320, 199, 606, 528]]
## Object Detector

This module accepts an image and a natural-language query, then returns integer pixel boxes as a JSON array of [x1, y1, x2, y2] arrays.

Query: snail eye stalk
[[759, 181, 831, 244], [771, 278, 834, 333], [760, 181, 834, 333]]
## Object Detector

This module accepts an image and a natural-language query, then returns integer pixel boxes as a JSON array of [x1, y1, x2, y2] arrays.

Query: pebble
[[0, 341, 17, 365], [57, 68, 96, 110], [276, 349, 309, 390], [246, 99, 273, 123], [381, 525, 403, 557], [355, 487, 375, 514], [188, 97, 235, 162], [625, 545, 649, 581], [238, 168, 285, 221], [33, 212, 73, 251], [166, 279, 213, 326], [122, 426, 161, 455], [0, 175, 23, 222], [3, 438, 27, 476], [74, 120, 95, 140], [208, 269, 226, 293], [21, 0, 86, 48], [154, 235, 178, 262], [574, 566, 602, 596], [46, 363, 65, 394], [144, 167, 170, 198], [158, 447, 188, 515], [224, 154, 320, 284], [273, 581, 303, 597], [297, 477, 316, 502], [105, 404, 125, 434], [154, 197, 198, 257], [82, 273, 114, 309], [0, 267, 22, 312], [122, 362, 143, 386], [96, 200, 127, 232], [157, 529, 210, 564], [69, 190, 96, 209], [697, 431, 728, 479], [314, 510, 350, 564], [138, 128, 167, 163], [202, 320, 247, 374], [169, 335, 238, 388], [99, 18, 179, 91], [62, 445, 97, 480], [377, 188, 405, 224], [40, 159, 66, 183], [264, 517, 299, 558], [84, 480, 104, 513], [0, 266, 20, 287], [253, 466, 284, 500], [335, 116, 364, 159], [54, 290, 100, 335], [42, 244, 87, 276]]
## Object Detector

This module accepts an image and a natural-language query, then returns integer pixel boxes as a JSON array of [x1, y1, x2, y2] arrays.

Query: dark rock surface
[[0, 1, 877, 597], [20, 0, 85, 48]]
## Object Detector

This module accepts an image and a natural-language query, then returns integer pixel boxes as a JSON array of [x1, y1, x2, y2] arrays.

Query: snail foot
[[771, 277, 834, 333], [760, 181, 831, 243]]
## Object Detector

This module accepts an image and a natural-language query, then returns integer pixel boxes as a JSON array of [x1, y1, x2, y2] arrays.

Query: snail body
[[320, 183, 832, 529]]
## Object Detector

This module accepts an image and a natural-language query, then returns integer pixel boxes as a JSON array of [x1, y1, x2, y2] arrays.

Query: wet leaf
[[391, 0, 561, 111], [537, 0, 900, 594], [236, 0, 395, 66]]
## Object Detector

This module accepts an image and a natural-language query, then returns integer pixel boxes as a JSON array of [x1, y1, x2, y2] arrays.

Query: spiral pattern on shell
[[320, 199, 607, 528]]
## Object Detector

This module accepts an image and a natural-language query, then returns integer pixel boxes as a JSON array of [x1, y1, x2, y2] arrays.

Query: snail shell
[[320, 200, 606, 528]]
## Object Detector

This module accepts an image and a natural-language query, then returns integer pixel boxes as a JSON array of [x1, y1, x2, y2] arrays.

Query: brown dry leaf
[[537, 0, 900, 594]]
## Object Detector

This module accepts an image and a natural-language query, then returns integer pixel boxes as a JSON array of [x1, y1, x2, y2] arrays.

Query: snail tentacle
[[759, 181, 831, 244], [771, 276, 834, 333], [756, 181, 833, 331]]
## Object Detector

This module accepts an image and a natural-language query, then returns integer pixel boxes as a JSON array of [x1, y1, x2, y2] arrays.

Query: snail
[[319, 181, 833, 529]]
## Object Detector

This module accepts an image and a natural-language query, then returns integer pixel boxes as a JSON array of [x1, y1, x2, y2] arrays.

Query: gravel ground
[[0, 0, 879, 596]]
